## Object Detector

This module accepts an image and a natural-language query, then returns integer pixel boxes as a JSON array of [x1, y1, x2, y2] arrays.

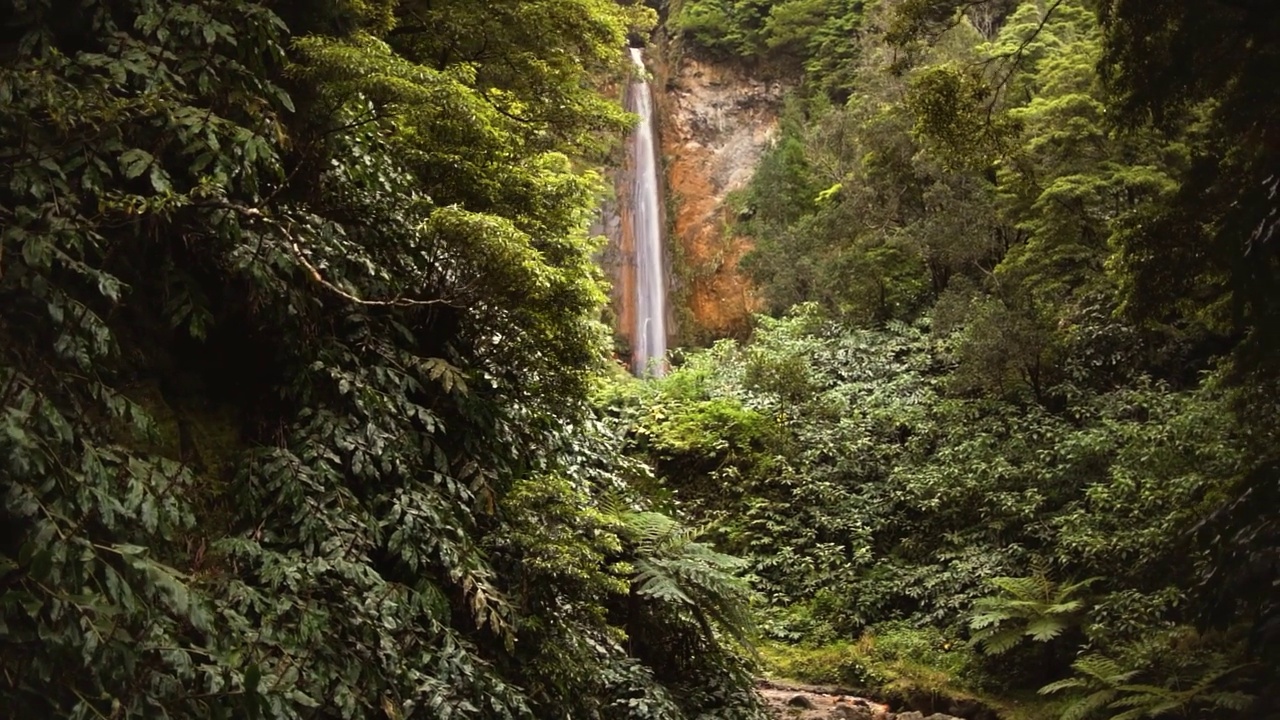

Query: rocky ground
[[758, 679, 888, 720], [757, 680, 976, 720]]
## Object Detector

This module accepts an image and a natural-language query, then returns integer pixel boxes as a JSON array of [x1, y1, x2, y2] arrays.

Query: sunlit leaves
[[907, 62, 1000, 163], [968, 567, 1097, 654]]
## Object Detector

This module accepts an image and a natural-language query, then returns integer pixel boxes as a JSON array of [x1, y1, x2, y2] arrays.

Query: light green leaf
[[119, 149, 154, 179]]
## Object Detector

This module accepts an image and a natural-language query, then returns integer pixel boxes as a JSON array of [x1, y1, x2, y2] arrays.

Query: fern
[[618, 510, 757, 650], [1041, 652, 1254, 720], [968, 561, 1098, 655]]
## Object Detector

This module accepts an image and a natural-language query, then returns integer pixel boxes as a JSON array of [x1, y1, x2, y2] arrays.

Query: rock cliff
[[654, 50, 784, 342], [600, 43, 784, 359]]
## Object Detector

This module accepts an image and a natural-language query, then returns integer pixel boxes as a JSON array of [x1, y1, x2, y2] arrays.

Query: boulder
[[788, 694, 816, 709]]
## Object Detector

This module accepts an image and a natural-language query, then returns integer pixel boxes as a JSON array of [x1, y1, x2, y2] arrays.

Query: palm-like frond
[[1202, 691, 1254, 711], [969, 609, 1013, 629], [1070, 654, 1134, 684], [1026, 616, 1069, 642], [616, 510, 757, 650], [1042, 652, 1255, 720], [1039, 677, 1089, 695], [967, 563, 1095, 655], [1060, 689, 1118, 720], [971, 627, 1024, 655]]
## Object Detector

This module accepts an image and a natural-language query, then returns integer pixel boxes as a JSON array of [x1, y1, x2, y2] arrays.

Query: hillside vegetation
[[0, 1, 770, 718], [612, 0, 1279, 717]]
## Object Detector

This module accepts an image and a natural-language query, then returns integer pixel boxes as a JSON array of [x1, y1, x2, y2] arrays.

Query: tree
[[1099, 2, 1280, 706]]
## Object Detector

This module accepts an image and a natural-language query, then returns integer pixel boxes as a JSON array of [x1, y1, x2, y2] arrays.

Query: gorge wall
[[654, 48, 784, 343], [604, 42, 785, 361]]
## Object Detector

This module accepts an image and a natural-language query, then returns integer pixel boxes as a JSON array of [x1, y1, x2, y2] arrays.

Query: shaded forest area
[[0, 1, 769, 718], [611, 0, 1279, 718]]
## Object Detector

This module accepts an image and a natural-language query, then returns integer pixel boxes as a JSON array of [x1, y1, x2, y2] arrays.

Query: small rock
[[830, 704, 875, 720], [788, 694, 816, 709], [925, 714, 962, 720], [897, 712, 926, 720]]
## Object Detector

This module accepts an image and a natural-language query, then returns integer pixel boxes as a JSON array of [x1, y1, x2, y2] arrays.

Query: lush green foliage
[[762, 621, 985, 699], [623, 0, 1280, 714], [669, 0, 867, 96], [611, 303, 1267, 714], [1040, 651, 1253, 720], [968, 565, 1098, 656], [0, 0, 770, 718], [7, 0, 1277, 716]]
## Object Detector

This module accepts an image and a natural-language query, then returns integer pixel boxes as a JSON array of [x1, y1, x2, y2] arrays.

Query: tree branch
[[199, 201, 458, 308]]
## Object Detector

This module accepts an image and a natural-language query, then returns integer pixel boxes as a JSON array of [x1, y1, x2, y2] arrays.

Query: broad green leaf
[[119, 149, 154, 179]]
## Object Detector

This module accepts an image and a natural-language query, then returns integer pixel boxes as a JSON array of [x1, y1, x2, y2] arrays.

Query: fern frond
[[1045, 600, 1085, 614], [992, 575, 1046, 599], [969, 610, 1012, 629], [1110, 698, 1181, 720], [1071, 654, 1133, 683], [1107, 690, 1171, 709], [1113, 684, 1177, 697], [1026, 616, 1068, 642], [1204, 691, 1254, 711], [1058, 577, 1102, 597], [977, 627, 1023, 655], [1039, 677, 1088, 695], [1061, 689, 1118, 720], [633, 560, 694, 605], [621, 510, 756, 651], [1187, 663, 1252, 693]]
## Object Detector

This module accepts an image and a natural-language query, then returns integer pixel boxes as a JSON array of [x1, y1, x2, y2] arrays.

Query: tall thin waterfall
[[627, 47, 668, 377]]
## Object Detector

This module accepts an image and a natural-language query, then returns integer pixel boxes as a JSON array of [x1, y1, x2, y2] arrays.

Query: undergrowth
[[759, 624, 1069, 720]]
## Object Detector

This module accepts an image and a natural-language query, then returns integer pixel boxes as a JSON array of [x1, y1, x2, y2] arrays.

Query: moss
[[760, 640, 868, 688]]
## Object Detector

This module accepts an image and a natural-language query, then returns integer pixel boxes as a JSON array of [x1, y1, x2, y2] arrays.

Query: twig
[[285, 238, 452, 307]]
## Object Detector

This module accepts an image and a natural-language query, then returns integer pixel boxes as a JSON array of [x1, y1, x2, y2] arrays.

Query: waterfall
[[627, 47, 668, 377]]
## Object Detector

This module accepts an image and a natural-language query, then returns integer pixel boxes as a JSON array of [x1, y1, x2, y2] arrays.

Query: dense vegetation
[[0, 1, 770, 718], [5, 0, 1278, 718], [630, 0, 1280, 717]]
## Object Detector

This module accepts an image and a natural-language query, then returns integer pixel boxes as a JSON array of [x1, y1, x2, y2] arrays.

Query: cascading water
[[627, 47, 668, 377]]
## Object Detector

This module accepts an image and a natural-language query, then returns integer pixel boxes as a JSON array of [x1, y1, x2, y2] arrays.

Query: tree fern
[[968, 560, 1098, 655], [618, 510, 757, 650], [1041, 652, 1253, 720]]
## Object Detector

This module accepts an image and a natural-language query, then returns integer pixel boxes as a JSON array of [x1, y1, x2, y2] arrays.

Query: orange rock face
[[654, 53, 783, 342], [666, 141, 758, 340]]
